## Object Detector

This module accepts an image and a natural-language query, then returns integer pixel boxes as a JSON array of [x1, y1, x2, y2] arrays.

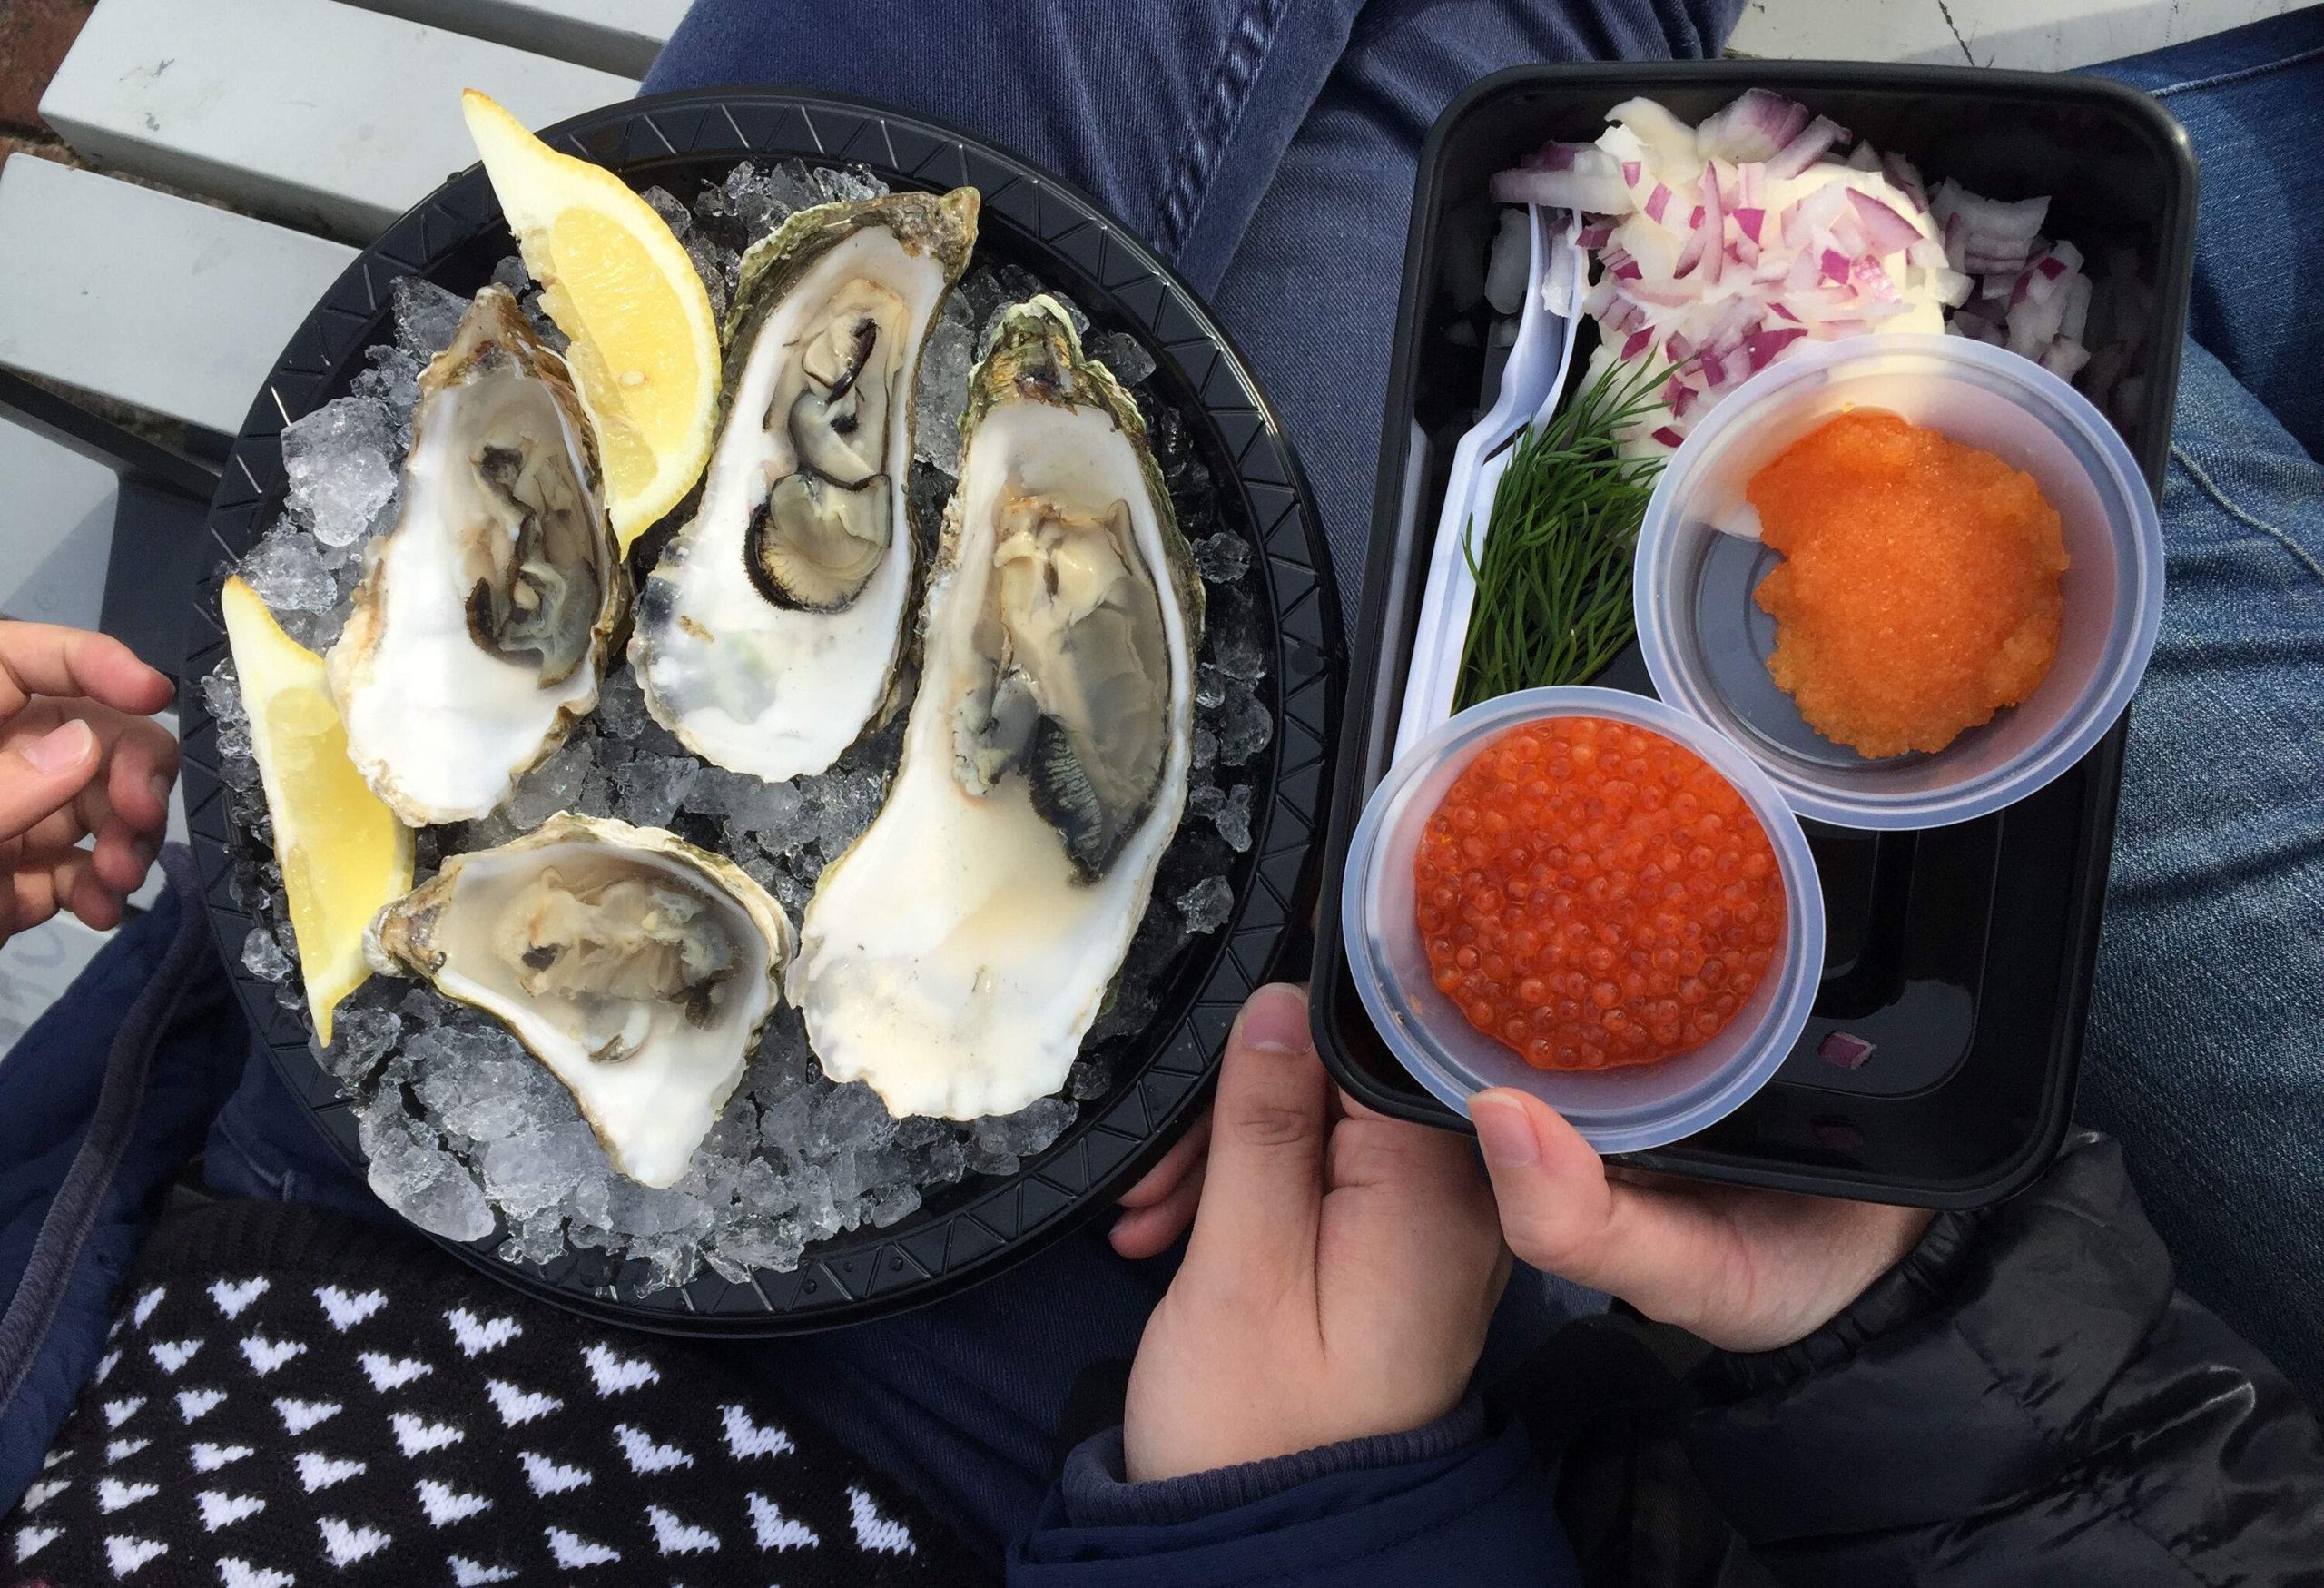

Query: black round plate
[[177, 88, 1344, 1334]]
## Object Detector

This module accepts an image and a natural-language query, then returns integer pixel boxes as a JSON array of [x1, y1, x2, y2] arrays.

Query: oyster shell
[[793, 298, 1202, 1119], [328, 285, 626, 825], [369, 814, 794, 1188], [631, 190, 980, 782]]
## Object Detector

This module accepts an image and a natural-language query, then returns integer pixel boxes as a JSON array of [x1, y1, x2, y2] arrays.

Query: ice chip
[[684, 766, 803, 838], [612, 755, 701, 828], [481, 1122, 608, 1218], [391, 276, 468, 359], [1213, 783, 1255, 853], [1177, 875, 1234, 933], [912, 314, 976, 471], [1090, 330, 1157, 386], [1068, 1055, 1115, 1100], [1193, 532, 1252, 585], [499, 1210, 568, 1267], [812, 163, 886, 204], [866, 1180, 922, 1228], [1217, 684, 1273, 766], [322, 1005, 400, 1083], [489, 254, 529, 293], [641, 184, 694, 240], [1195, 663, 1227, 711], [241, 925, 291, 981], [812, 1081, 899, 1153], [366, 1128, 496, 1242], [594, 667, 652, 739], [684, 236, 731, 321], [501, 734, 596, 831], [350, 346, 423, 449], [238, 528, 338, 614], [199, 661, 245, 729], [986, 1095, 1076, 1157]]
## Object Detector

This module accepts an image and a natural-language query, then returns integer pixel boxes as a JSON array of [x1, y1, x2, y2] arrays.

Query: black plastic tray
[[177, 88, 1345, 1333], [1314, 63, 2194, 1208]]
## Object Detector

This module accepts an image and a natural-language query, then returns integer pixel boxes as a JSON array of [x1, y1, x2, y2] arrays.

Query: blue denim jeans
[[105, 0, 2324, 1559]]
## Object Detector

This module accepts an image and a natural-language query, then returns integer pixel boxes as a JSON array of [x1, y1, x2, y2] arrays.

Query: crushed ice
[[212, 159, 1275, 1292]]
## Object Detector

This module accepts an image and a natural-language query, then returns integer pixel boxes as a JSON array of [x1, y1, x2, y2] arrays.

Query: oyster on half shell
[[328, 285, 626, 826], [368, 814, 794, 1188], [793, 297, 1203, 1120], [631, 189, 980, 783]]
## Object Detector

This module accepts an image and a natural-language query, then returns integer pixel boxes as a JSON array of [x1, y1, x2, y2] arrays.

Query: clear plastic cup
[[1340, 687, 1826, 1154], [1632, 334, 2164, 830]]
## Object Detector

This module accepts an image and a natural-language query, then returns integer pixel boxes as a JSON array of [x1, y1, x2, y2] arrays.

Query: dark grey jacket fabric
[[1527, 1133, 2324, 1587]]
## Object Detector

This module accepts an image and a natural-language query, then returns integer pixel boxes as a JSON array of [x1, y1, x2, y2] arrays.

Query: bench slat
[[338, 0, 687, 78], [1729, 0, 2306, 70], [0, 416, 120, 634], [0, 155, 359, 436], [40, 0, 635, 243]]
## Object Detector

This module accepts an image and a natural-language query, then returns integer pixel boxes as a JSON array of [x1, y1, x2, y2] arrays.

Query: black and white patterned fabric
[[6, 1200, 984, 1586]]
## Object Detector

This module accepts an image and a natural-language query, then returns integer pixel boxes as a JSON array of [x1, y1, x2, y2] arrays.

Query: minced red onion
[[1696, 88, 1811, 162], [1486, 90, 2093, 450], [1766, 114, 1851, 181]]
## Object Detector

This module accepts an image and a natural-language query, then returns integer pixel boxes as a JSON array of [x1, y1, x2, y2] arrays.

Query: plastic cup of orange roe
[[1634, 334, 2163, 830], [1342, 686, 1825, 1155]]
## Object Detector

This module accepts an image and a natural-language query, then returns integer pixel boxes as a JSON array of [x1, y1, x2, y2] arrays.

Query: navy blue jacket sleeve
[[1007, 1405, 1581, 1587], [0, 853, 246, 1508]]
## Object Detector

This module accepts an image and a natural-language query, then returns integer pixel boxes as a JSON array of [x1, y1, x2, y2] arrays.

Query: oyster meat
[[369, 814, 794, 1188], [793, 298, 1202, 1119], [329, 285, 625, 825], [632, 190, 979, 782]]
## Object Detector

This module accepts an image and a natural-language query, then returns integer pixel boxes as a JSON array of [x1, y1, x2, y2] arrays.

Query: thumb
[[1470, 1087, 1732, 1329], [1, 719, 99, 841], [1181, 983, 1330, 1278]]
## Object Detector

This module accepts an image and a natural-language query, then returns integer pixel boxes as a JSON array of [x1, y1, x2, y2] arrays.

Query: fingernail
[[1235, 983, 1310, 1054], [23, 720, 93, 775], [149, 772, 174, 812], [1472, 1092, 1541, 1170]]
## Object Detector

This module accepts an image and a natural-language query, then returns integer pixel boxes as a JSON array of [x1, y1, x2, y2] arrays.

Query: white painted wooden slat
[[40, 0, 635, 242], [1730, 0, 2310, 70], [340, 0, 688, 78], [0, 418, 120, 634], [0, 156, 358, 436]]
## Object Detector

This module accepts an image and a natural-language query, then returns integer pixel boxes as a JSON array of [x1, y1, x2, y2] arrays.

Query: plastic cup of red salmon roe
[[1341, 686, 1825, 1154]]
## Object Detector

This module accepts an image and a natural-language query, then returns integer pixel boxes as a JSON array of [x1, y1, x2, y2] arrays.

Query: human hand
[[1471, 1088, 1934, 1354], [1122, 983, 1509, 1482], [0, 622, 178, 941], [1110, 1109, 1208, 1258]]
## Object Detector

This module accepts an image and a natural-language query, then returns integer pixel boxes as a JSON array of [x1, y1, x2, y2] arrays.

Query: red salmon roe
[[1413, 716, 1785, 1070]]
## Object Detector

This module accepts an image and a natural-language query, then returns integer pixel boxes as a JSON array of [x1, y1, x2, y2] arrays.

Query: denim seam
[[2150, 40, 2324, 98], [2169, 445, 2324, 584], [1157, 0, 1289, 257]]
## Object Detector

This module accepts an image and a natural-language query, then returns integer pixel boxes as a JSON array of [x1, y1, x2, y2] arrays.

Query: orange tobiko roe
[[1414, 716, 1786, 1071], [1749, 410, 2069, 760]]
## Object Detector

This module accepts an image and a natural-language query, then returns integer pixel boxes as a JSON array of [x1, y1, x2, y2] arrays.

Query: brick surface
[[0, 0, 94, 134]]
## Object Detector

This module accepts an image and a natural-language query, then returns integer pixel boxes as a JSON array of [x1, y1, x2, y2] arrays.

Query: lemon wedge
[[461, 88, 720, 549], [221, 577, 414, 1044]]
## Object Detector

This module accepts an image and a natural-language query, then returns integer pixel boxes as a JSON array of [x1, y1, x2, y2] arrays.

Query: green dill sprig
[[1453, 360, 1670, 707]]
